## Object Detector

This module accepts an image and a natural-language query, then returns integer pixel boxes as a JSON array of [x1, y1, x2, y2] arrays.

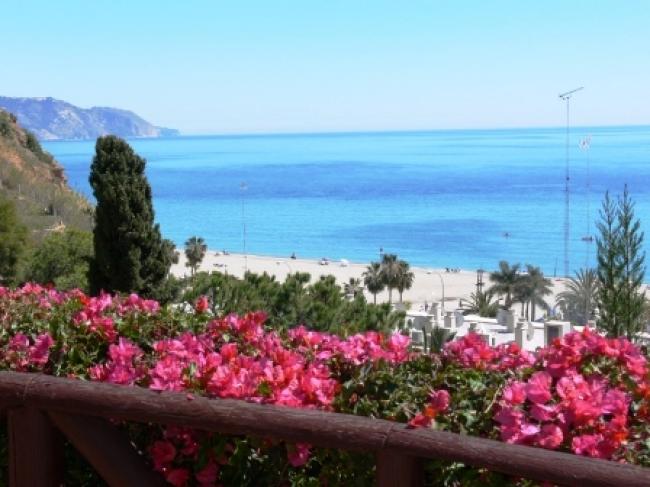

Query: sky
[[1, 1, 649, 134]]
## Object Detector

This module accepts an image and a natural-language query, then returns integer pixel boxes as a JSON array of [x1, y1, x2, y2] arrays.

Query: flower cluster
[[408, 389, 451, 428], [3, 284, 650, 485], [494, 328, 645, 460], [288, 325, 411, 365], [1, 332, 54, 371], [443, 332, 535, 371]]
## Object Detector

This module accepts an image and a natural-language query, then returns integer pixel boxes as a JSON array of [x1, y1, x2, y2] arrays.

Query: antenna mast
[[558, 86, 583, 278], [580, 135, 592, 268]]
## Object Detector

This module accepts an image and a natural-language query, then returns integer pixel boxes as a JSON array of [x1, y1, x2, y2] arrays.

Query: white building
[[404, 303, 572, 352]]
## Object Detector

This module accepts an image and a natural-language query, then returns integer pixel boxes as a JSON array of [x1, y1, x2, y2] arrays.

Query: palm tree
[[184, 236, 207, 276], [556, 268, 599, 325], [489, 261, 521, 309], [462, 289, 499, 318], [395, 260, 415, 303], [520, 265, 552, 321], [514, 277, 533, 319], [344, 277, 363, 299], [428, 326, 457, 354], [380, 253, 401, 305], [363, 262, 385, 304]]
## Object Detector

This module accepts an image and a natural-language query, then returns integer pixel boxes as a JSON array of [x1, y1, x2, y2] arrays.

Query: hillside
[[0, 109, 93, 238], [0, 96, 178, 140]]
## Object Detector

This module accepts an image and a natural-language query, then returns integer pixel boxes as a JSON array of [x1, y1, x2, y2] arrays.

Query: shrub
[[1, 283, 650, 485], [26, 229, 93, 291]]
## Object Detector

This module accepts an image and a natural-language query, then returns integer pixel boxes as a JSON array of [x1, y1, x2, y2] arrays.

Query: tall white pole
[[558, 87, 583, 278], [564, 96, 570, 279], [240, 182, 248, 273]]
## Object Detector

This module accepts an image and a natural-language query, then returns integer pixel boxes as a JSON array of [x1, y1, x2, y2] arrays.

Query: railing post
[[376, 450, 423, 487], [48, 412, 166, 487], [8, 407, 63, 487]]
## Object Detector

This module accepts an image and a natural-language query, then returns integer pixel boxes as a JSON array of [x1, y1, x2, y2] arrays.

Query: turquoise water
[[43, 127, 650, 275]]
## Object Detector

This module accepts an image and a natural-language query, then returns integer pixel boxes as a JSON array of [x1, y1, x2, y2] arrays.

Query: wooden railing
[[1, 371, 649, 486]]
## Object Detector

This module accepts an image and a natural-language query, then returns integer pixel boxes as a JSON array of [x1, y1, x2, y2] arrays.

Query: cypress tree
[[89, 136, 173, 298], [617, 186, 646, 339], [596, 187, 646, 339], [596, 192, 622, 335]]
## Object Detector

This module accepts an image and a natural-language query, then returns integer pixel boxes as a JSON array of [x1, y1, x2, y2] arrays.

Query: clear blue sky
[[2, 1, 649, 134]]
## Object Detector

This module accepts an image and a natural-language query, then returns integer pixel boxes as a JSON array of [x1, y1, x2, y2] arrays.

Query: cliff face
[[0, 109, 93, 237], [0, 97, 178, 141]]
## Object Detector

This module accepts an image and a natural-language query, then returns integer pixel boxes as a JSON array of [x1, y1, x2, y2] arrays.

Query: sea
[[43, 126, 650, 276]]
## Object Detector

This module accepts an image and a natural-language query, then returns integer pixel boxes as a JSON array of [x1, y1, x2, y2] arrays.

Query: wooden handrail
[[1, 371, 649, 487]]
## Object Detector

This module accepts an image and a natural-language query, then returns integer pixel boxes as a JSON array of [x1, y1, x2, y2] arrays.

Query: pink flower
[[429, 389, 450, 412], [287, 443, 311, 467], [601, 389, 628, 416], [503, 382, 527, 405], [571, 434, 603, 457], [525, 371, 553, 404], [530, 403, 558, 422], [537, 424, 563, 449], [29, 333, 54, 365]]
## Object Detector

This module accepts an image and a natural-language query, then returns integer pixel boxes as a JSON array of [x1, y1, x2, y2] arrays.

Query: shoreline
[[171, 251, 570, 309]]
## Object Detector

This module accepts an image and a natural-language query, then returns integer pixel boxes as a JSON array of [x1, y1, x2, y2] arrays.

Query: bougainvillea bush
[[1, 284, 650, 486]]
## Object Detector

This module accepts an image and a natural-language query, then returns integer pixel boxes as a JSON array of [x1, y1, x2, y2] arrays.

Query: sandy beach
[[171, 251, 570, 311]]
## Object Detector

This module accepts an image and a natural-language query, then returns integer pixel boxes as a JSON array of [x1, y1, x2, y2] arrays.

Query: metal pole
[[240, 182, 248, 273], [564, 96, 570, 279], [558, 87, 583, 279]]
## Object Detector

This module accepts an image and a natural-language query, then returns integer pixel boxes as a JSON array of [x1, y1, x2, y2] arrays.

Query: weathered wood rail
[[1, 371, 649, 486]]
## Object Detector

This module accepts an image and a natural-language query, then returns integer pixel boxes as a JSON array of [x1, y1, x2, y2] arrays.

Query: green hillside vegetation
[[0, 109, 94, 286], [0, 109, 92, 239]]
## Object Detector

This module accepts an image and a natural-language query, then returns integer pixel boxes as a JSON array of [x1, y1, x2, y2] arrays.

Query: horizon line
[[39, 122, 650, 144], [168, 122, 650, 139]]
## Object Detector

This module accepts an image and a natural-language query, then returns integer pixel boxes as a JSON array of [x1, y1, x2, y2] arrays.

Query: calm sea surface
[[43, 127, 650, 275]]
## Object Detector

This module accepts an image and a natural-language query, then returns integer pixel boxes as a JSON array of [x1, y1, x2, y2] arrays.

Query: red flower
[[150, 440, 176, 470], [165, 468, 190, 487], [195, 296, 209, 314]]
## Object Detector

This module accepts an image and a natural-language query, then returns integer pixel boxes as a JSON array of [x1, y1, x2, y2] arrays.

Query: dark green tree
[[596, 192, 622, 334], [618, 187, 646, 338], [596, 188, 646, 339], [88, 136, 173, 298], [0, 196, 27, 285], [27, 229, 93, 291], [183, 270, 405, 334]]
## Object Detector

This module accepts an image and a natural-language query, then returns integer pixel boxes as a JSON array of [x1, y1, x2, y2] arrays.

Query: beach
[[171, 251, 569, 311]]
